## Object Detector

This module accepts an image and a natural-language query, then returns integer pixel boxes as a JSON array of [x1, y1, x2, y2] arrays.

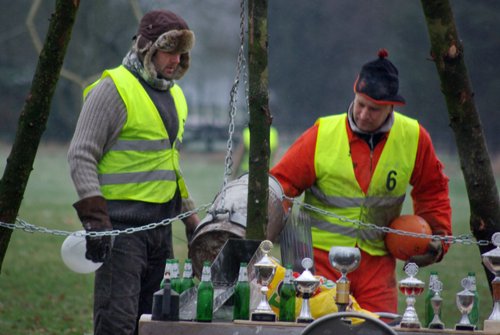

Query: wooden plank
[[139, 315, 500, 335], [139, 315, 303, 335]]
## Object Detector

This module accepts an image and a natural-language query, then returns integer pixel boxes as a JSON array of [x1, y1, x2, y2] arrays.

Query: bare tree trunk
[[246, 0, 271, 240], [420, 0, 500, 289], [0, 0, 80, 272]]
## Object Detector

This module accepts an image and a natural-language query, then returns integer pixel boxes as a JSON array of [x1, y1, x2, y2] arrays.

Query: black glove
[[183, 213, 200, 243], [407, 240, 443, 267], [181, 197, 200, 243], [73, 196, 113, 263]]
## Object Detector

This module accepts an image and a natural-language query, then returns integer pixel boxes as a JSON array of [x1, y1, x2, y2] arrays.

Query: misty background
[[1, 0, 499, 154]]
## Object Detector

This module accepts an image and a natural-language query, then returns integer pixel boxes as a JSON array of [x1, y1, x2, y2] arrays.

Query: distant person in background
[[68, 9, 199, 335], [232, 125, 280, 178], [270, 49, 452, 314]]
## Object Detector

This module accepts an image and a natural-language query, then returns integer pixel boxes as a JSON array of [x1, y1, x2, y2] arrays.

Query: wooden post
[[0, 0, 80, 272], [420, 0, 500, 290], [246, 0, 271, 240]]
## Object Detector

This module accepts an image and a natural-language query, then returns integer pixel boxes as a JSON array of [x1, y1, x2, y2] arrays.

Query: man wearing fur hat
[[270, 49, 452, 315], [68, 9, 198, 334]]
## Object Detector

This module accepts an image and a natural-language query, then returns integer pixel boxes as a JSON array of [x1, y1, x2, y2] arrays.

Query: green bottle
[[196, 261, 214, 322], [160, 259, 173, 289], [170, 259, 182, 294], [424, 271, 439, 327], [233, 262, 250, 320], [180, 259, 196, 293], [279, 265, 296, 322], [468, 272, 480, 328]]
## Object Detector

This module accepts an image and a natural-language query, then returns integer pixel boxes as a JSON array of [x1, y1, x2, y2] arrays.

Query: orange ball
[[384, 215, 432, 261]]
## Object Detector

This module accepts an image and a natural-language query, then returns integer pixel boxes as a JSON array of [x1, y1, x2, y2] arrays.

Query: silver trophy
[[251, 240, 277, 322], [398, 262, 425, 328], [481, 232, 500, 332], [455, 277, 476, 331], [328, 246, 361, 312], [293, 257, 320, 323], [428, 279, 445, 329]]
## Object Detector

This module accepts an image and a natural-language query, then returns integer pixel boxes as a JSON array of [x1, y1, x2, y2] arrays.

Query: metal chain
[[284, 195, 492, 247], [0, 195, 492, 247], [0, 203, 212, 238], [220, 0, 248, 212]]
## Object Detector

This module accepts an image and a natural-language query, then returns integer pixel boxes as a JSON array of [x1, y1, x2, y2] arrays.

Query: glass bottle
[[468, 271, 480, 328], [196, 261, 214, 322], [160, 259, 173, 289], [279, 264, 296, 322], [170, 259, 182, 294], [180, 259, 196, 293], [233, 262, 250, 320], [424, 271, 439, 327]]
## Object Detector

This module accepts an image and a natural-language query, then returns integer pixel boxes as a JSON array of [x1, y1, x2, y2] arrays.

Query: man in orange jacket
[[270, 49, 452, 314]]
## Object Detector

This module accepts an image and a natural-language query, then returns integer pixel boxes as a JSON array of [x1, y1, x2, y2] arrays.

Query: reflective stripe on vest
[[84, 65, 189, 203], [305, 113, 419, 255]]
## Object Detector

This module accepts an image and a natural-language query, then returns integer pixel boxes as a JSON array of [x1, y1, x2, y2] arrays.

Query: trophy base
[[484, 319, 500, 332], [399, 321, 421, 329], [297, 317, 314, 324], [336, 303, 348, 313], [429, 322, 445, 330], [251, 312, 276, 322], [455, 323, 476, 331], [340, 317, 353, 325]]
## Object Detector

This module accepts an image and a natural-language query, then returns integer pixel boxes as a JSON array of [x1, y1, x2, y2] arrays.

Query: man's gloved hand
[[181, 197, 200, 243], [407, 240, 443, 267], [73, 196, 113, 263], [183, 213, 200, 243]]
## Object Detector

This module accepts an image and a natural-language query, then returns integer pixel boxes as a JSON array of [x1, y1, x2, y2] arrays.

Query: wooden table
[[138, 315, 500, 335]]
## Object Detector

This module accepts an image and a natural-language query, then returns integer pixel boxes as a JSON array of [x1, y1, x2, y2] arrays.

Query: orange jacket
[[270, 116, 452, 254]]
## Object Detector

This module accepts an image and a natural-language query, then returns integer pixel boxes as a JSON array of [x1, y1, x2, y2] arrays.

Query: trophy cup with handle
[[455, 277, 476, 331], [398, 262, 425, 328], [428, 279, 445, 329], [482, 232, 500, 332], [251, 240, 277, 322], [293, 257, 320, 323], [328, 246, 361, 312]]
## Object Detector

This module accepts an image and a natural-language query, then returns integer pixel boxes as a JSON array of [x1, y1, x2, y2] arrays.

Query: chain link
[[284, 195, 492, 247], [0, 197, 492, 247], [0, 203, 212, 238], [220, 0, 248, 212]]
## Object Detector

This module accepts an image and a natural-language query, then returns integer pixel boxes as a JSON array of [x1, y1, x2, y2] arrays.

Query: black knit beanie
[[353, 49, 405, 105]]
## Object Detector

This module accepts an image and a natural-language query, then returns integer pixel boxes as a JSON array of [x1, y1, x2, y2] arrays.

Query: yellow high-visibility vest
[[305, 112, 419, 255], [84, 65, 189, 203], [241, 126, 279, 173]]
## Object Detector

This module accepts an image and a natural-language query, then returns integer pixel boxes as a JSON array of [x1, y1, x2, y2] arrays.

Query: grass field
[[0, 143, 498, 334]]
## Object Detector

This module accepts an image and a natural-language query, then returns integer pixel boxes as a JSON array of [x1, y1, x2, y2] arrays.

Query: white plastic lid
[[61, 230, 103, 274]]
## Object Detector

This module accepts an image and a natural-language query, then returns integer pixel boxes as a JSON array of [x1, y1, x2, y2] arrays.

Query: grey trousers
[[93, 224, 173, 335]]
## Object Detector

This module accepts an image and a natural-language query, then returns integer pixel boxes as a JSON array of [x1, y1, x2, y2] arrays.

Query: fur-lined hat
[[134, 9, 195, 80]]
